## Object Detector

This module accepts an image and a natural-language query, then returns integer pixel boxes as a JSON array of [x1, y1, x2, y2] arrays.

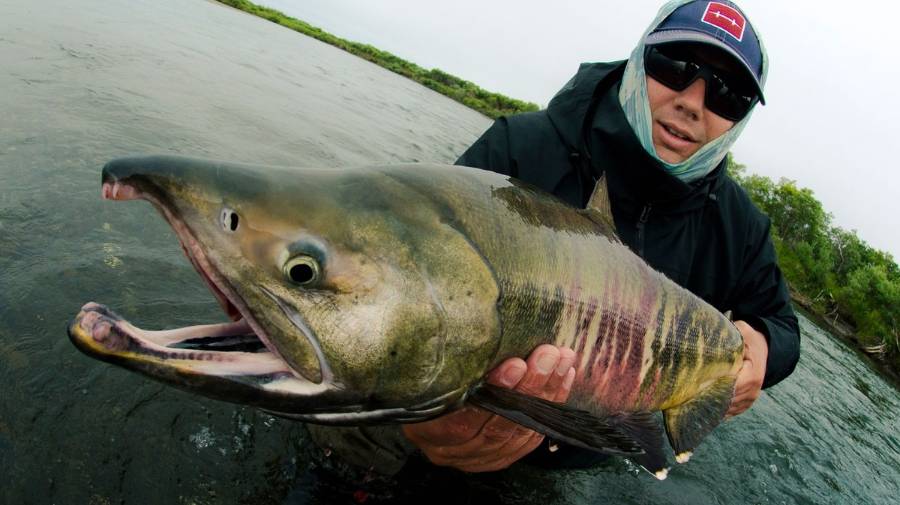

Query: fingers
[[476, 346, 576, 438], [727, 359, 760, 417], [522, 346, 576, 400], [404, 345, 578, 472], [453, 345, 577, 470], [485, 356, 529, 388], [402, 358, 529, 465], [469, 347, 576, 470], [550, 348, 577, 402], [726, 322, 768, 418], [403, 361, 527, 447]]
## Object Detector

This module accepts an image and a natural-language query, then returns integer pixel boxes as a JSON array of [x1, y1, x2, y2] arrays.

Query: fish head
[[70, 156, 501, 423]]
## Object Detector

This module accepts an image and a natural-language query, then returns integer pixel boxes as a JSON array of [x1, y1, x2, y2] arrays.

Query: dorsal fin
[[581, 175, 621, 242]]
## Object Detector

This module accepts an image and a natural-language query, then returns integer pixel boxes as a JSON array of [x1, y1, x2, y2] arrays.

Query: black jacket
[[456, 61, 800, 390]]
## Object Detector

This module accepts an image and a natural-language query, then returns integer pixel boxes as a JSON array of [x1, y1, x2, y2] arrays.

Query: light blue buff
[[618, 0, 769, 182]]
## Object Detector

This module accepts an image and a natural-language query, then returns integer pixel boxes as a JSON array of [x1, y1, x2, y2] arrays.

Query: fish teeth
[[102, 181, 140, 201]]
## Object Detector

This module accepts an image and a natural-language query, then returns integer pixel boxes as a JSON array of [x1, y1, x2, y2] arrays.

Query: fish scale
[[427, 166, 743, 469], [69, 155, 744, 478]]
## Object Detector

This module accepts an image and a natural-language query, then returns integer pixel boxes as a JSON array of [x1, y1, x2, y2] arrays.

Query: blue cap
[[645, 1, 765, 104]]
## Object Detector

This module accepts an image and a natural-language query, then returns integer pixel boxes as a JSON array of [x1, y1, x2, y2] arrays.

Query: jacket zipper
[[635, 204, 652, 258]]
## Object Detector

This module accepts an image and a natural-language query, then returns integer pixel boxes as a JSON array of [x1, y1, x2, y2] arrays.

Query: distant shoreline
[[212, 0, 538, 119]]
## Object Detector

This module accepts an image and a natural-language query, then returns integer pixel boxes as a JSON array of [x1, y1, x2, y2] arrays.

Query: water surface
[[1, 1, 898, 504]]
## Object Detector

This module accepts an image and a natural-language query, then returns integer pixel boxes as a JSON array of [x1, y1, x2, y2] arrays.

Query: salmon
[[69, 155, 743, 478]]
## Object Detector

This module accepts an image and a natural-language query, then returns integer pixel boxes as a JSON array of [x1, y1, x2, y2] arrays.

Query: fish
[[68, 155, 744, 479]]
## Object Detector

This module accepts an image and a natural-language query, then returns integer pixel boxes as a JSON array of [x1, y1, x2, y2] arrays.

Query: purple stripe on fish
[[586, 267, 658, 411], [574, 296, 598, 357]]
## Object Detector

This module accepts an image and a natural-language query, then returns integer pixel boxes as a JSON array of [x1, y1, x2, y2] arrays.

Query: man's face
[[646, 44, 750, 164]]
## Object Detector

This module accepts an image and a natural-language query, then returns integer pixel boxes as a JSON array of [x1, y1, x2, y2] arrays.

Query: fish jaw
[[67, 303, 464, 423], [76, 159, 464, 423], [68, 302, 322, 404], [99, 168, 319, 382], [72, 156, 498, 422], [99, 157, 356, 388]]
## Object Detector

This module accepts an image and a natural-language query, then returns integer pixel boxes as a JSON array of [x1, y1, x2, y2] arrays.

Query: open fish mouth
[[69, 301, 297, 385], [67, 175, 458, 423]]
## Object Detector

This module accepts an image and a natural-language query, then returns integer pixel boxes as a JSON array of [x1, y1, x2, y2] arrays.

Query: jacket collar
[[546, 61, 624, 156]]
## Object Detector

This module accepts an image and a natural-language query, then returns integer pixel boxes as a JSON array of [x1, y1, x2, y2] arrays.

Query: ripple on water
[[189, 426, 215, 450]]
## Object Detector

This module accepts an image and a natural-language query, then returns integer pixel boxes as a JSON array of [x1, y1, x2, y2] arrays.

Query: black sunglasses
[[644, 45, 759, 122]]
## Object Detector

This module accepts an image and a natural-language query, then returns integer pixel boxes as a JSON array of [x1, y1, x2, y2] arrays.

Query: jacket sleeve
[[454, 117, 516, 176], [731, 216, 801, 389]]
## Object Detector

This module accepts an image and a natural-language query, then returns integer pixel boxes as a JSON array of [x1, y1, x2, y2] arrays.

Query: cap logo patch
[[701, 2, 745, 41]]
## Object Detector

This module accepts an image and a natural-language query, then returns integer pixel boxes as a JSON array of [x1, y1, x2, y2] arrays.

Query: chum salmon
[[69, 155, 743, 479]]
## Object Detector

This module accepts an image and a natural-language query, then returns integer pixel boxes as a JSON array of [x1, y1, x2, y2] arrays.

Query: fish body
[[69, 155, 743, 477]]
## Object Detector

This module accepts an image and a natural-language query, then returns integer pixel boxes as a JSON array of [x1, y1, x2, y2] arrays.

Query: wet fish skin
[[70, 155, 743, 474]]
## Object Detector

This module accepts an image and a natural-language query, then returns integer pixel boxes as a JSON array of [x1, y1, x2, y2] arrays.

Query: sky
[[259, 0, 900, 260]]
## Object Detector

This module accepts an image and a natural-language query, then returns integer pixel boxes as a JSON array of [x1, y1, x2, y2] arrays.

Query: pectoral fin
[[616, 412, 670, 479], [663, 375, 736, 463], [467, 383, 643, 455]]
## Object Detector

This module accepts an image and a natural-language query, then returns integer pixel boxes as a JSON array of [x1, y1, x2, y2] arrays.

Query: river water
[[1, 1, 897, 504]]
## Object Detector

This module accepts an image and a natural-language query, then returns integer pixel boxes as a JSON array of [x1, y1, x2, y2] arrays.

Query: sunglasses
[[644, 45, 759, 122]]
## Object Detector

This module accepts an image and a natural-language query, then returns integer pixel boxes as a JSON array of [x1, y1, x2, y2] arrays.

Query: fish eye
[[283, 255, 321, 286], [220, 207, 239, 233]]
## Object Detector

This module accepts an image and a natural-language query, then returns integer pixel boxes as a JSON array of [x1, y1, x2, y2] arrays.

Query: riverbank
[[213, 0, 538, 119], [791, 292, 900, 388], [729, 161, 900, 382]]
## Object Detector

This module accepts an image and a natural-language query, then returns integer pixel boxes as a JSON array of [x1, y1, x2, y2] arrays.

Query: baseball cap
[[645, 1, 765, 104]]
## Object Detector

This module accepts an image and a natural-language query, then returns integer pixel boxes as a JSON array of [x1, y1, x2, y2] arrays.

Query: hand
[[401, 344, 577, 472], [726, 320, 769, 417]]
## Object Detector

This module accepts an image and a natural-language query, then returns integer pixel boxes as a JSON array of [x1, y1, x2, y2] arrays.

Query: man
[[401, 0, 799, 471], [310, 0, 799, 475]]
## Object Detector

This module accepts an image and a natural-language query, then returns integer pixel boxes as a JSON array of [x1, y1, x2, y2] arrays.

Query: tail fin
[[663, 375, 736, 463]]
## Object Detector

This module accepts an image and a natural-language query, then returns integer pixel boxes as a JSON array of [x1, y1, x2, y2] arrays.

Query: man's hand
[[727, 320, 769, 417], [401, 344, 576, 473]]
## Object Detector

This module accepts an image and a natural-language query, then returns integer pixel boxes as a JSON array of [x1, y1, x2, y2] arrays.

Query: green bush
[[729, 158, 900, 367]]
